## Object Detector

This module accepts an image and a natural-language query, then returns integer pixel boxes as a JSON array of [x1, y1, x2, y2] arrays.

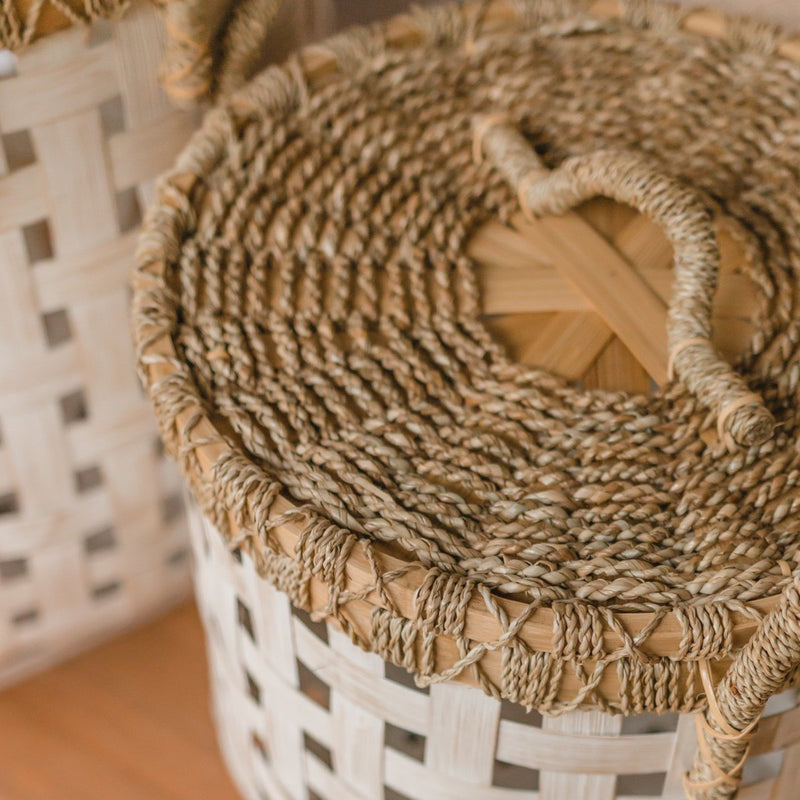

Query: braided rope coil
[[133, 6, 800, 787]]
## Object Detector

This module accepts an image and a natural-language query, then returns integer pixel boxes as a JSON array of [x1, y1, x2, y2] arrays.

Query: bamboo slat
[[0, 2, 195, 686], [188, 506, 800, 800]]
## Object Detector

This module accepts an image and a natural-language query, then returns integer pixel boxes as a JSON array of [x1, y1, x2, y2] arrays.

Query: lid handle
[[473, 114, 774, 450]]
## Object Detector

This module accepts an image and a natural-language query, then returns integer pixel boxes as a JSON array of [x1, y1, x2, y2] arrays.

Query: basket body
[[189, 503, 800, 800], [0, 3, 195, 685], [134, 0, 800, 796]]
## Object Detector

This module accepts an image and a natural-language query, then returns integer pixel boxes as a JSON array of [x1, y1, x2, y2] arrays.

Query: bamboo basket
[[0, 1, 197, 685], [135, 1, 800, 798], [189, 503, 800, 800]]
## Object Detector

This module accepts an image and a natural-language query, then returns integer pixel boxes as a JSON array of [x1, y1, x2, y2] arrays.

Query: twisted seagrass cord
[[133, 2, 800, 797], [154, 0, 282, 106], [0, 0, 128, 48]]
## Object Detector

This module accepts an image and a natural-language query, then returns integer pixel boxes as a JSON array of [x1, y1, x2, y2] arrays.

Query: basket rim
[[133, 0, 800, 704]]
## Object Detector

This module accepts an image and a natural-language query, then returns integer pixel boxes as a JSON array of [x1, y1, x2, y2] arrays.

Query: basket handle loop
[[472, 114, 774, 450], [683, 572, 800, 799]]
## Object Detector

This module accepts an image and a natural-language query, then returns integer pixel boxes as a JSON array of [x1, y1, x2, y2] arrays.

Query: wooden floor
[[0, 603, 240, 800]]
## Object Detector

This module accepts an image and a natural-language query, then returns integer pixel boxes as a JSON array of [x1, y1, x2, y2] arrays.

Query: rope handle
[[683, 574, 800, 798], [472, 114, 775, 450]]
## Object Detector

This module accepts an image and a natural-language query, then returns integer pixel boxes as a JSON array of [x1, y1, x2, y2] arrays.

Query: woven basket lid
[[135, 0, 800, 710]]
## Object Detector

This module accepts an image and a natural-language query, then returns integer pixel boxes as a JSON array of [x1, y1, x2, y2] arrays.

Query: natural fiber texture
[[0, 0, 128, 49], [0, 2, 194, 686], [474, 116, 775, 449], [155, 0, 283, 106], [135, 1, 800, 796], [137, 0, 800, 610], [191, 502, 800, 800]]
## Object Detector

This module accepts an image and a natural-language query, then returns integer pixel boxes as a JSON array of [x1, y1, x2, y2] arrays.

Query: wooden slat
[[583, 337, 652, 394], [539, 712, 622, 800], [329, 628, 386, 798], [0, 43, 118, 132], [517, 311, 613, 379], [468, 219, 553, 271], [484, 313, 556, 355], [611, 213, 673, 272], [478, 263, 588, 314], [513, 213, 669, 383], [426, 682, 501, 784], [496, 716, 672, 775], [473, 230, 754, 324]]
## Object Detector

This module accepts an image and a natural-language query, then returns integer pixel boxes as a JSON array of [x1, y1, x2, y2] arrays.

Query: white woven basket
[[188, 502, 800, 800], [0, 2, 197, 686]]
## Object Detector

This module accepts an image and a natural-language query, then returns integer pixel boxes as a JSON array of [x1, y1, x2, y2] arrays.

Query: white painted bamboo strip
[[32, 110, 118, 255], [32, 232, 139, 308], [1, 44, 119, 131], [495, 717, 674, 774], [0, 164, 48, 230], [539, 712, 622, 800], [306, 751, 367, 800], [0, 347, 81, 412], [294, 616, 429, 736], [188, 505, 800, 800], [426, 682, 501, 784], [330, 628, 386, 797], [0, 1, 195, 685], [662, 714, 698, 796], [107, 114, 197, 194], [386, 748, 539, 800]]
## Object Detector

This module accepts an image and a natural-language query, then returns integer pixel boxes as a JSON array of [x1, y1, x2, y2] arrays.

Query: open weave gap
[[137, 0, 800, 620]]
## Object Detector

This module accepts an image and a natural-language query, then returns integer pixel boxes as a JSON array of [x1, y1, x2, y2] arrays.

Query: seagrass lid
[[134, 0, 800, 712]]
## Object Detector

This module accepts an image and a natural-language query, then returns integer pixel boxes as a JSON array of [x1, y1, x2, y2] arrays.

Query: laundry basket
[[0, 1, 197, 685], [134, 2, 800, 798]]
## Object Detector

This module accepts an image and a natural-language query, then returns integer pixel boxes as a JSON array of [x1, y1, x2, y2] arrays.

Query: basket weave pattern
[[190, 505, 800, 800], [0, 3, 194, 684]]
